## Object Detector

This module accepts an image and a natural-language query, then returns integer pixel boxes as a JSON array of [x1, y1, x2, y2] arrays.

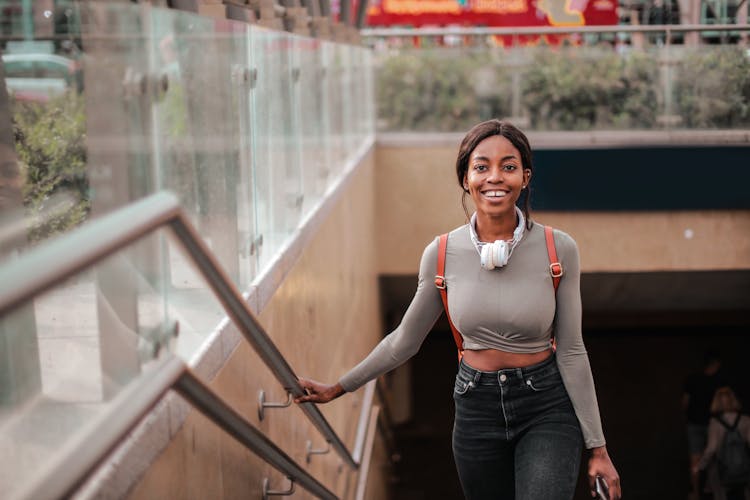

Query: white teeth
[[483, 191, 507, 198]]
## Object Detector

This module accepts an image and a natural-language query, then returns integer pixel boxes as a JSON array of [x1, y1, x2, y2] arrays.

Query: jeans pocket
[[454, 376, 476, 396], [524, 371, 560, 392]]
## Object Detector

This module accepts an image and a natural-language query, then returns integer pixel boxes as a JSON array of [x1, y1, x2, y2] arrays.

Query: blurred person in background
[[685, 352, 730, 499], [693, 387, 750, 500]]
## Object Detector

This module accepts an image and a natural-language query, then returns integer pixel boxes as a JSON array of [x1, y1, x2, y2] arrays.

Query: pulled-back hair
[[455, 120, 533, 229]]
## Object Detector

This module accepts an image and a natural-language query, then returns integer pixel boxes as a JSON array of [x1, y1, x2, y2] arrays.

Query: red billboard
[[366, 0, 618, 27]]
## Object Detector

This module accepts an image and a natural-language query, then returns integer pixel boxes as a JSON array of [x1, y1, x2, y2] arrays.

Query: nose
[[487, 165, 504, 183]]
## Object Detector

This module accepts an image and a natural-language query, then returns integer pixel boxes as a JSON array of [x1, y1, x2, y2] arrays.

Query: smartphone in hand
[[595, 476, 610, 500]]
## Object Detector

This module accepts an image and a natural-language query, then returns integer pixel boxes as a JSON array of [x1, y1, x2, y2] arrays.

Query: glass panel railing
[[251, 27, 301, 269], [372, 39, 750, 133], [297, 37, 328, 213], [1, 3, 374, 363], [0, 191, 379, 499], [326, 41, 347, 177], [148, 8, 245, 286], [0, 229, 174, 500]]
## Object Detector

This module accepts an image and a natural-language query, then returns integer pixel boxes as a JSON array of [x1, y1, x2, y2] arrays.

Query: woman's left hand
[[588, 446, 621, 499]]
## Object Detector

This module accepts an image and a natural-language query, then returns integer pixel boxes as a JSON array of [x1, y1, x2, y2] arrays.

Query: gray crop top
[[339, 221, 606, 448]]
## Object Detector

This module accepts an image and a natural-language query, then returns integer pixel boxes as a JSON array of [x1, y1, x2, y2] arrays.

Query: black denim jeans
[[452, 354, 583, 500]]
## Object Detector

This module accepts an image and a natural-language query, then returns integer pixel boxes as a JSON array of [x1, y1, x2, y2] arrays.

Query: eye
[[503, 164, 518, 172], [473, 164, 488, 172]]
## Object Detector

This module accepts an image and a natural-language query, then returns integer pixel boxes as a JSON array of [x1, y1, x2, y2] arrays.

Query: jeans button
[[499, 374, 507, 383]]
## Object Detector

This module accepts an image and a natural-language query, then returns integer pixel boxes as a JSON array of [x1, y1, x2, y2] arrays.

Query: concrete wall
[[127, 151, 391, 499]]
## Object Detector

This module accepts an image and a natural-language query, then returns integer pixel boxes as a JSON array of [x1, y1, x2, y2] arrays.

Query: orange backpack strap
[[435, 234, 464, 360], [544, 225, 563, 349], [544, 225, 563, 293]]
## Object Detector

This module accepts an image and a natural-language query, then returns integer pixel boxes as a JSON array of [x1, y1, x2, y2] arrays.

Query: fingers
[[295, 377, 329, 404], [294, 390, 322, 404], [607, 476, 622, 500], [297, 377, 314, 391], [588, 475, 597, 498], [294, 393, 316, 404], [294, 379, 343, 405], [294, 378, 313, 404], [588, 472, 621, 500]]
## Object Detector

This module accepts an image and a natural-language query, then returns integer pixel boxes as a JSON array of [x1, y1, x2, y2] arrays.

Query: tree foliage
[[376, 49, 512, 132], [376, 46, 749, 132], [12, 92, 89, 241], [673, 46, 750, 128], [522, 47, 659, 130]]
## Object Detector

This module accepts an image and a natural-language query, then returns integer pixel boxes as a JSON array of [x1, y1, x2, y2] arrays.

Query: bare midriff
[[462, 347, 553, 371]]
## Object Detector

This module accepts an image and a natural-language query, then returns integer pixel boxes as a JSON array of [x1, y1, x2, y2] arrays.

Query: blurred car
[[2, 52, 83, 102]]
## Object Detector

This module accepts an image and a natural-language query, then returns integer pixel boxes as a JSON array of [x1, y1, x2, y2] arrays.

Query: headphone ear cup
[[496, 240, 509, 267], [480, 243, 494, 270]]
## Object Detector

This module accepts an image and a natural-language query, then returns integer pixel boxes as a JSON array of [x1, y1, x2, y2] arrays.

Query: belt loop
[[473, 371, 481, 385]]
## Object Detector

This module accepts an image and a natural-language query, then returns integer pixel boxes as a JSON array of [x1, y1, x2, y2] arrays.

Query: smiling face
[[463, 135, 531, 219]]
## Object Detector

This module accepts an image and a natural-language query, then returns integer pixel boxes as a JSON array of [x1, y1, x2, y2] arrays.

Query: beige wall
[[129, 152, 390, 499], [375, 144, 750, 275]]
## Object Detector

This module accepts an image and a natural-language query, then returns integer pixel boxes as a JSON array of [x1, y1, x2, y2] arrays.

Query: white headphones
[[480, 240, 510, 270], [470, 207, 526, 271]]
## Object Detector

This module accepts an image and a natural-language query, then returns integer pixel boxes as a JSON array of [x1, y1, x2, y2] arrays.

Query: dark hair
[[455, 119, 533, 229], [704, 350, 721, 366]]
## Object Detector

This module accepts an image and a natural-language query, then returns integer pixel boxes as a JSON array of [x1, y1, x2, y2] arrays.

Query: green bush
[[12, 91, 89, 241], [376, 49, 512, 132], [673, 46, 750, 128], [522, 48, 659, 130], [375, 45, 750, 131]]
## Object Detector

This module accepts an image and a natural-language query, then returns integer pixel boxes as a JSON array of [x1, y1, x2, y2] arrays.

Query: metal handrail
[[169, 198, 358, 469], [174, 369, 337, 500], [0, 193, 182, 314], [13, 355, 337, 500], [0, 191, 357, 471], [351, 380, 377, 465], [362, 22, 750, 38], [14, 356, 186, 500], [354, 406, 381, 500], [375, 379, 398, 459]]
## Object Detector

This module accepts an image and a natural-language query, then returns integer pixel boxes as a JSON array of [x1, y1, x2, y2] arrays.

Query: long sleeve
[[553, 229, 606, 449], [338, 239, 445, 392]]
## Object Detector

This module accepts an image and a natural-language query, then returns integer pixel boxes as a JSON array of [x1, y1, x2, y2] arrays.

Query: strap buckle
[[549, 262, 563, 278], [434, 275, 446, 290]]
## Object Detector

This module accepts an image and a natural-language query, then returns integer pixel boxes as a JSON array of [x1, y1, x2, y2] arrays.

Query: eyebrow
[[471, 154, 518, 163]]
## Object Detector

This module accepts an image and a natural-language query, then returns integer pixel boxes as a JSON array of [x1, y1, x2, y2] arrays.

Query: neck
[[475, 210, 518, 242]]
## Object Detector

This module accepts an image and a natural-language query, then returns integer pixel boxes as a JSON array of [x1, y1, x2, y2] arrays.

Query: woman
[[693, 387, 750, 500], [296, 120, 621, 500]]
